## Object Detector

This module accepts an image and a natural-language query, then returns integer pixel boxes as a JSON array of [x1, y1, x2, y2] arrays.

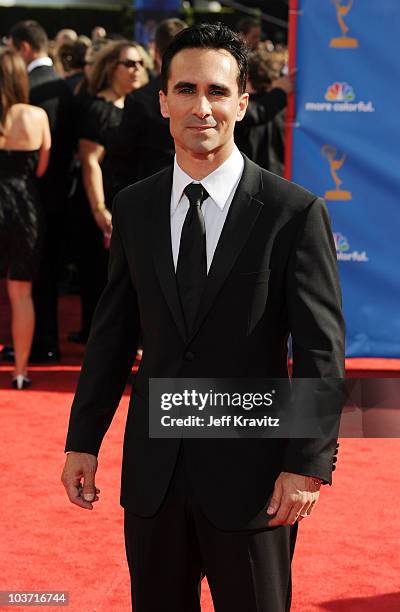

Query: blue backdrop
[[134, 0, 182, 45], [290, 0, 400, 357]]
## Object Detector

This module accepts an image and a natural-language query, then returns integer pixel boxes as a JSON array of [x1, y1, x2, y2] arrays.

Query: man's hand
[[267, 472, 321, 527], [61, 452, 100, 510]]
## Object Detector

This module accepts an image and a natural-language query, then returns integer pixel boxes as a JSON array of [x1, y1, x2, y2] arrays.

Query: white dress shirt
[[27, 57, 53, 73], [170, 146, 244, 273]]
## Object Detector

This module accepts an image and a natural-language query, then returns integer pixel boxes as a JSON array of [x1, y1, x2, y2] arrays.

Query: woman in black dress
[[0, 48, 51, 388], [70, 40, 147, 343]]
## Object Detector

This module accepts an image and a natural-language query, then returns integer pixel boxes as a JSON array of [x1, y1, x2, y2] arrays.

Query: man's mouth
[[187, 126, 215, 131]]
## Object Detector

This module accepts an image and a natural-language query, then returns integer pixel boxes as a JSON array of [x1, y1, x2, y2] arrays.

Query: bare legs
[[7, 279, 34, 380]]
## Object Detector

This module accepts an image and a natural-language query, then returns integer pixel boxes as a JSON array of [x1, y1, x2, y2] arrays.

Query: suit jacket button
[[185, 351, 195, 361]]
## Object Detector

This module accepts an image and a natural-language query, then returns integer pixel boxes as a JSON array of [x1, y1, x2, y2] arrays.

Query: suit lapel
[[151, 157, 264, 344], [188, 156, 264, 341], [151, 166, 187, 342]]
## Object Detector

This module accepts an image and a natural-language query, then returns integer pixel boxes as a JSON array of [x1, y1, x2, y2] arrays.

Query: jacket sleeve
[[282, 197, 345, 483], [65, 195, 140, 456]]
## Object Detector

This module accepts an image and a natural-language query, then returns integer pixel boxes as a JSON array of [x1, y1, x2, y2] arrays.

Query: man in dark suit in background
[[235, 50, 294, 174], [62, 24, 344, 612], [108, 18, 187, 195], [8, 21, 74, 362]]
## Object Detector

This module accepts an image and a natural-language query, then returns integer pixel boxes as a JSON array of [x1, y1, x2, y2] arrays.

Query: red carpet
[[1, 288, 400, 611]]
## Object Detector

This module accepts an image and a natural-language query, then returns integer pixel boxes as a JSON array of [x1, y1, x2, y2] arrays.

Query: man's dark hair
[[9, 20, 48, 53], [237, 17, 261, 35], [155, 18, 187, 57], [161, 23, 248, 95]]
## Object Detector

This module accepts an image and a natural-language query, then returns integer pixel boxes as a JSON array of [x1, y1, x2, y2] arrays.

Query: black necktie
[[176, 182, 209, 335]]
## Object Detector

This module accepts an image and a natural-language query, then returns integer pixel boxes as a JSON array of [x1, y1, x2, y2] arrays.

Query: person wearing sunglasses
[[72, 41, 147, 343], [108, 19, 187, 196]]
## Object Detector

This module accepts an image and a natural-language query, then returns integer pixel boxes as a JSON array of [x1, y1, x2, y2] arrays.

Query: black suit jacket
[[29, 65, 74, 209], [107, 75, 175, 196], [65, 155, 345, 529]]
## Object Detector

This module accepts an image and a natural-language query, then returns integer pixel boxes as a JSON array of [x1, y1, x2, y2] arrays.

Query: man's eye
[[178, 88, 194, 94], [210, 90, 226, 96]]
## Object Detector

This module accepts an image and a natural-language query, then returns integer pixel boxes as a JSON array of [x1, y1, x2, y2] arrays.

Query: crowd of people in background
[[0, 16, 293, 389]]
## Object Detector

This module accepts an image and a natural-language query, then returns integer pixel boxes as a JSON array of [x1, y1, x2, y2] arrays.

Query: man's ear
[[19, 41, 33, 64], [236, 92, 249, 122], [159, 90, 170, 119]]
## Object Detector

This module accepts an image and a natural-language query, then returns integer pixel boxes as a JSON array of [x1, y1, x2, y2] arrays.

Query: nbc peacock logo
[[333, 233, 350, 252], [305, 81, 374, 113], [325, 82, 355, 102], [333, 232, 369, 262]]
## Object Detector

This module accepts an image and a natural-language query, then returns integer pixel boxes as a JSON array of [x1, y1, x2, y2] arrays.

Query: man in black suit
[[9, 21, 74, 362], [62, 24, 344, 611], [235, 78, 289, 172], [108, 18, 187, 195], [235, 50, 294, 173]]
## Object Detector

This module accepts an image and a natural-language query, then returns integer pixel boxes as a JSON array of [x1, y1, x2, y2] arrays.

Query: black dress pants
[[124, 447, 297, 612]]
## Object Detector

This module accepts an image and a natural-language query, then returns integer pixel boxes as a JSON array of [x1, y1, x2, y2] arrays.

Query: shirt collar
[[171, 145, 244, 214], [27, 57, 53, 73]]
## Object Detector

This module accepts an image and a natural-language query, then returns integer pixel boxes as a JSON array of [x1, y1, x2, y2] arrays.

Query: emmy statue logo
[[330, 0, 359, 48], [321, 145, 352, 201]]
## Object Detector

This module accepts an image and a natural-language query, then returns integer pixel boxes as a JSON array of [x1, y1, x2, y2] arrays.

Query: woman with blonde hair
[[81, 40, 148, 234], [70, 40, 147, 343], [0, 48, 51, 388]]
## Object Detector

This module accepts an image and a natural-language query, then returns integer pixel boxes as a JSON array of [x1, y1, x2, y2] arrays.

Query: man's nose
[[192, 95, 212, 118]]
